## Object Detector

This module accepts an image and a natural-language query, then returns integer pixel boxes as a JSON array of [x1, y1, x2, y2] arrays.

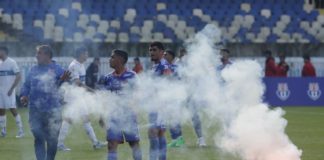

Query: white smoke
[[59, 24, 302, 160], [182, 24, 302, 160]]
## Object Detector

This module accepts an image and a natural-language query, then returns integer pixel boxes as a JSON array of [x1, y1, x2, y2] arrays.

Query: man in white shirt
[[57, 47, 105, 151], [0, 46, 24, 138]]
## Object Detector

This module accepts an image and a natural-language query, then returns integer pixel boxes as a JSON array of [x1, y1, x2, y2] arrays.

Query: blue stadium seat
[[0, 0, 320, 43]]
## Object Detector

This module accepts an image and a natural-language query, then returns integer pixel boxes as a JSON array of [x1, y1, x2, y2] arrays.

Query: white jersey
[[68, 59, 86, 84], [0, 57, 20, 92], [0, 57, 19, 108]]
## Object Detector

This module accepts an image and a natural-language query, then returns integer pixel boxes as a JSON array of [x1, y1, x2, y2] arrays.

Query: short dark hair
[[94, 57, 100, 61], [113, 49, 128, 64], [221, 49, 230, 54], [134, 57, 140, 61], [303, 54, 310, 60], [0, 46, 9, 55], [36, 45, 53, 58], [150, 41, 165, 50], [179, 48, 187, 54], [75, 47, 88, 58], [165, 49, 176, 59], [264, 50, 272, 56]]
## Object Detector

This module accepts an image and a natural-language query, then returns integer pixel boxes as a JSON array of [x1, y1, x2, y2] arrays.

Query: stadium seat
[[0, 0, 320, 43]]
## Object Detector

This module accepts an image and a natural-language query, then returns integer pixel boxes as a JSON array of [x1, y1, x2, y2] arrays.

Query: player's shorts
[[106, 111, 140, 143], [0, 91, 16, 109], [148, 112, 166, 130]]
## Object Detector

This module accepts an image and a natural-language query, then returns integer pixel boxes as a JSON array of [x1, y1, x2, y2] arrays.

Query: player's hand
[[7, 88, 13, 96], [20, 96, 28, 107], [60, 70, 71, 81]]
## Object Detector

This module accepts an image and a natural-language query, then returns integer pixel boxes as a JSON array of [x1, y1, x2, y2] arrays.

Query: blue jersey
[[103, 69, 140, 142], [169, 63, 177, 73], [152, 58, 171, 76], [21, 63, 65, 111], [103, 69, 136, 94], [217, 61, 232, 71]]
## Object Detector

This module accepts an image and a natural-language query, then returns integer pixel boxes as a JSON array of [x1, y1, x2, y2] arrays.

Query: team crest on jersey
[[276, 83, 290, 101], [307, 83, 321, 101]]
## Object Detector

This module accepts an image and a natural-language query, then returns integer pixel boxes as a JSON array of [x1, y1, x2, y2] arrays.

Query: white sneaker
[[57, 144, 71, 151], [93, 141, 106, 149], [16, 130, 25, 138], [197, 137, 207, 147]]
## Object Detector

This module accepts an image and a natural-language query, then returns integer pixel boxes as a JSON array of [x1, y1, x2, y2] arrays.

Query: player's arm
[[56, 70, 71, 86], [7, 72, 21, 96], [69, 65, 95, 92]]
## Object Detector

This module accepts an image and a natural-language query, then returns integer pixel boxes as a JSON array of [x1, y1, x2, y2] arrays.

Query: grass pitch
[[0, 107, 324, 160]]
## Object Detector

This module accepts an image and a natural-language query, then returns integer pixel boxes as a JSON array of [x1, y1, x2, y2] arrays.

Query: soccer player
[[163, 50, 185, 148], [57, 47, 105, 151], [0, 46, 24, 138], [102, 49, 142, 160], [165, 49, 207, 148], [20, 45, 70, 160], [148, 41, 171, 160]]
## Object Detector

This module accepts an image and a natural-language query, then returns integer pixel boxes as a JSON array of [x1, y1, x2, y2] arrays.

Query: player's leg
[[129, 141, 142, 160], [191, 105, 206, 147], [168, 123, 184, 147], [125, 115, 142, 160], [57, 118, 72, 151], [82, 115, 105, 149], [29, 108, 46, 160], [107, 141, 119, 160], [9, 108, 24, 138], [106, 119, 123, 160], [0, 108, 6, 137], [158, 129, 167, 160], [45, 108, 62, 160], [148, 112, 160, 160], [0, 93, 7, 137]]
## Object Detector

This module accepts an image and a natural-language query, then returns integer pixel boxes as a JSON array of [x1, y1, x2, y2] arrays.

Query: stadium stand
[[0, 0, 321, 43]]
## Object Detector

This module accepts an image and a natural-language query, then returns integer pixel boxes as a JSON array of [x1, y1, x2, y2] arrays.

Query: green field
[[1, 107, 324, 160]]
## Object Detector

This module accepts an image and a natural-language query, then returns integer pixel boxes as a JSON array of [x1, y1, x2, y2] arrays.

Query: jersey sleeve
[[12, 60, 20, 74], [68, 64, 80, 81]]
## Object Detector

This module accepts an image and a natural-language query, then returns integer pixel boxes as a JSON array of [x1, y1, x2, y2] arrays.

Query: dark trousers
[[29, 107, 62, 160]]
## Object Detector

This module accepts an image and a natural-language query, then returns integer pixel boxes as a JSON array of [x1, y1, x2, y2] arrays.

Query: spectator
[[302, 54, 316, 77], [277, 54, 289, 77], [132, 57, 143, 74], [264, 50, 277, 77], [86, 57, 100, 89]]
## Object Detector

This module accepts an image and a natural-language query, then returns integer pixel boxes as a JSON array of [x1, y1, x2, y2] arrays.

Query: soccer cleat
[[168, 136, 185, 148], [175, 136, 185, 147], [16, 130, 25, 138], [57, 144, 71, 151], [93, 141, 106, 149], [1, 128, 6, 137], [167, 139, 178, 148], [197, 137, 207, 147]]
